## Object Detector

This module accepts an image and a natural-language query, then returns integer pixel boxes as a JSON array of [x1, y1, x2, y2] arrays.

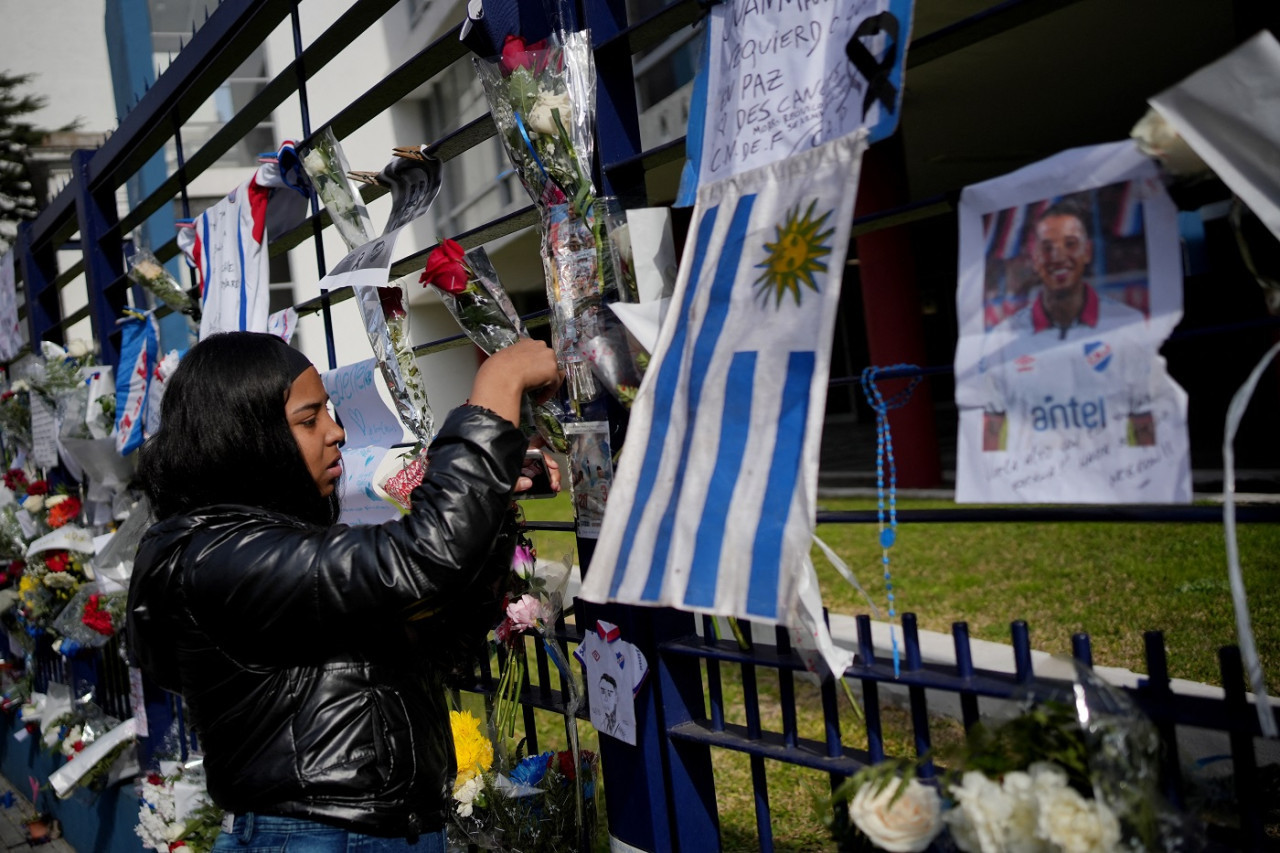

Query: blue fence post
[[71, 149, 128, 367], [579, 601, 719, 852], [16, 221, 61, 348]]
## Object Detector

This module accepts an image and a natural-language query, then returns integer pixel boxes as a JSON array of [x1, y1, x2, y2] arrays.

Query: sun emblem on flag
[[753, 199, 835, 307]]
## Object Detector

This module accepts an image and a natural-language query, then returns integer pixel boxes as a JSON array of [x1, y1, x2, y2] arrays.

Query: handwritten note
[[29, 393, 58, 468], [699, 0, 913, 185], [337, 445, 401, 526], [321, 359, 405, 448]]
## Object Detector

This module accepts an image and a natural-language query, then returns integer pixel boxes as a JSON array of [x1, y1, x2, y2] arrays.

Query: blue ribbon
[[514, 111, 554, 187]]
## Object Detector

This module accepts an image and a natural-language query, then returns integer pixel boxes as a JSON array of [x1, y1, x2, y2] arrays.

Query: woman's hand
[[467, 338, 564, 428], [514, 442, 561, 494]]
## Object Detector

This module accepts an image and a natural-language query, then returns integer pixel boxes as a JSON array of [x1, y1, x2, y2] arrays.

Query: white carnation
[[847, 778, 942, 852], [945, 771, 1013, 853], [1037, 784, 1122, 853], [45, 494, 68, 507], [11, 380, 28, 392], [22, 495, 44, 513], [454, 774, 484, 818]]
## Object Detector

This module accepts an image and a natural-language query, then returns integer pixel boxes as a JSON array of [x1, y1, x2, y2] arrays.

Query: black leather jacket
[[127, 406, 527, 838]]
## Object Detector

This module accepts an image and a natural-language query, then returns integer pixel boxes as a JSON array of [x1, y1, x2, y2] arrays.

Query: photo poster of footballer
[[953, 141, 1191, 504]]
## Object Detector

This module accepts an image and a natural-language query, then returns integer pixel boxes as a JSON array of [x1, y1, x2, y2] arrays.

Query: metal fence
[[7, 0, 1280, 851]]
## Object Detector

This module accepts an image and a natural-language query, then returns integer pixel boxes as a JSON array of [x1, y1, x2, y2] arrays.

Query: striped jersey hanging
[[580, 132, 865, 625]]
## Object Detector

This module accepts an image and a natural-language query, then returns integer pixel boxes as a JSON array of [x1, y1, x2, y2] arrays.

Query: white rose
[[164, 820, 187, 843], [527, 91, 573, 136], [847, 778, 943, 853], [67, 339, 91, 359], [41, 341, 67, 361], [22, 495, 44, 513], [1037, 784, 1122, 853], [45, 494, 68, 507], [11, 380, 28, 392]]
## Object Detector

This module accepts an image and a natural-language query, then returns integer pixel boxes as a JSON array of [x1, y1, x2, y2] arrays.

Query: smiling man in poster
[[954, 142, 1192, 504]]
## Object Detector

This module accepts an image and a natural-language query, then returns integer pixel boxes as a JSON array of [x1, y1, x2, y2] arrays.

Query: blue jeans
[[212, 812, 447, 852]]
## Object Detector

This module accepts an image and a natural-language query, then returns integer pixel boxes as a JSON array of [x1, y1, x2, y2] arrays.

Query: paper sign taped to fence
[[337, 445, 401, 526], [952, 141, 1191, 503], [29, 393, 58, 468], [581, 132, 865, 626], [321, 359, 404, 448], [693, 0, 913, 188]]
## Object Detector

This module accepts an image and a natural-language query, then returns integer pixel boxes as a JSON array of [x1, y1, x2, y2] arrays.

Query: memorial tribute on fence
[[953, 141, 1191, 504], [582, 0, 912, 648]]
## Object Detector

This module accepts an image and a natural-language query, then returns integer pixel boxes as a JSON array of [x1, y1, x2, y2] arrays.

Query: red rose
[[44, 551, 69, 573], [25, 480, 47, 496], [557, 750, 576, 780], [419, 239, 470, 294], [146, 773, 163, 786], [377, 286, 406, 320], [2, 469, 26, 491], [499, 34, 549, 76], [0, 391, 12, 402]]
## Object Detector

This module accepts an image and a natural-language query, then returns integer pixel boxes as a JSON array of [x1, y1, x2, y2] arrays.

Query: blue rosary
[[860, 365, 921, 678]]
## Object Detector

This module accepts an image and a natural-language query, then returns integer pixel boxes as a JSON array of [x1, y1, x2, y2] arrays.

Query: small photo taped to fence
[[564, 420, 613, 539]]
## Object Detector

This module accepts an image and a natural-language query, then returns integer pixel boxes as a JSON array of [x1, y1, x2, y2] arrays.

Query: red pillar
[[853, 139, 943, 488]]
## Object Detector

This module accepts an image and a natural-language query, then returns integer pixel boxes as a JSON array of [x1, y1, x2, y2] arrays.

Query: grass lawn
[[513, 492, 1280, 850]]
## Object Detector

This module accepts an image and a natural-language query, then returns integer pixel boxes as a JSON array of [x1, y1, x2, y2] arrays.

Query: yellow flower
[[449, 710, 493, 793]]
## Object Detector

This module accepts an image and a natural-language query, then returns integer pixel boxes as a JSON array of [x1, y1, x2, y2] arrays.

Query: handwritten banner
[[695, 0, 914, 187], [321, 359, 405, 448]]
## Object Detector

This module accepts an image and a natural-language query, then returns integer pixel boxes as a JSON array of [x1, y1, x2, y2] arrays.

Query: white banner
[[580, 132, 865, 625], [953, 141, 1191, 503], [694, 0, 912, 188]]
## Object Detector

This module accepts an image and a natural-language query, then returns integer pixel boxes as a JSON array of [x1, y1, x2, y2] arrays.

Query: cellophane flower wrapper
[[299, 126, 375, 254], [50, 585, 122, 651], [1069, 660, 1208, 850], [428, 246, 568, 453], [473, 32, 596, 214], [126, 249, 198, 319], [375, 280, 435, 446], [0, 388, 31, 450], [449, 744, 598, 853], [476, 32, 632, 408]]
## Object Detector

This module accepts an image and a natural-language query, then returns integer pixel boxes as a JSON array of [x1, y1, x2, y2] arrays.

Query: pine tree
[[0, 71, 50, 257]]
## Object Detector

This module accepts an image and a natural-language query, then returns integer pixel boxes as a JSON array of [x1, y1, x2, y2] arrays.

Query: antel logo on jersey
[[1014, 354, 1036, 373], [1083, 341, 1112, 372]]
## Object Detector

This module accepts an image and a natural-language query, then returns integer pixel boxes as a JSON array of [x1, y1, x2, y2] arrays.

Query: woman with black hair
[[127, 331, 562, 852]]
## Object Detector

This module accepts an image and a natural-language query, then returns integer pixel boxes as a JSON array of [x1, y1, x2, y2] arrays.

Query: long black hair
[[137, 332, 339, 527]]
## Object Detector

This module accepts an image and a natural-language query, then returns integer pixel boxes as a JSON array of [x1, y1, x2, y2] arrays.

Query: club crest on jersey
[[1083, 341, 1112, 372], [1014, 354, 1036, 373]]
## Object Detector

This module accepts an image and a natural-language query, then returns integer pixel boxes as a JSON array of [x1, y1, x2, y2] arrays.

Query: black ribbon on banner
[[846, 11, 901, 120]]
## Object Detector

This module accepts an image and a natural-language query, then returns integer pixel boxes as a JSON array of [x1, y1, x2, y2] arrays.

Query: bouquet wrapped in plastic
[[827, 660, 1207, 852], [474, 31, 642, 409], [420, 239, 567, 453], [126, 249, 199, 321], [299, 126, 375, 252]]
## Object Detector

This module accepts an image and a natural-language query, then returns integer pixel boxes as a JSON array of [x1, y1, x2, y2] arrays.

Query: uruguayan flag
[[580, 133, 865, 627]]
